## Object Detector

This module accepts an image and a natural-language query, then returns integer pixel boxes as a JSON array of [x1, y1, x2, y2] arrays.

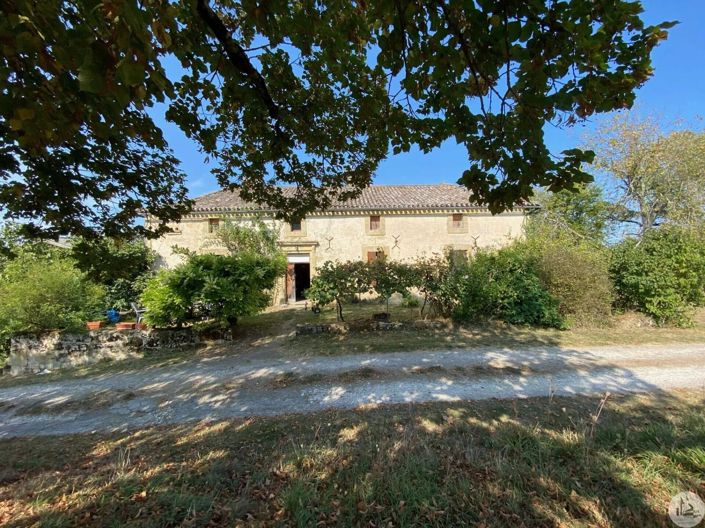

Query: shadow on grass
[[2, 390, 704, 527]]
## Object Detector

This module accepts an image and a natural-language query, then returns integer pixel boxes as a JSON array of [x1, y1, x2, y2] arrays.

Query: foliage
[[202, 218, 281, 257], [0, 223, 68, 270], [610, 227, 705, 326], [139, 270, 190, 329], [589, 113, 705, 237], [366, 259, 416, 314], [104, 275, 153, 313], [525, 236, 614, 327], [305, 261, 369, 321], [0, 0, 190, 238], [71, 238, 156, 310], [0, 253, 105, 338], [444, 248, 564, 328], [405, 256, 451, 317], [311, 251, 563, 328], [71, 238, 155, 284], [526, 184, 613, 242], [0, 1, 672, 235], [141, 253, 286, 327]]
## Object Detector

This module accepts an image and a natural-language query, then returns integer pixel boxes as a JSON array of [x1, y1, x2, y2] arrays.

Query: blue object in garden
[[106, 309, 120, 324]]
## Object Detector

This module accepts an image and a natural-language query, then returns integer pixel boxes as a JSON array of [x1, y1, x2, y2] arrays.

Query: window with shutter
[[369, 215, 381, 231]]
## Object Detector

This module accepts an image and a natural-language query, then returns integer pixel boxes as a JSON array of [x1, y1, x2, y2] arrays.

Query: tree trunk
[[336, 298, 344, 322]]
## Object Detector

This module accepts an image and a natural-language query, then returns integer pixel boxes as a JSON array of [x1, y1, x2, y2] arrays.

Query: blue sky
[[152, 1, 705, 197]]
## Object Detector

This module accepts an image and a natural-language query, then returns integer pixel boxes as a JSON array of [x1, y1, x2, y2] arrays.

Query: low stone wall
[[295, 319, 449, 336], [8, 327, 234, 376]]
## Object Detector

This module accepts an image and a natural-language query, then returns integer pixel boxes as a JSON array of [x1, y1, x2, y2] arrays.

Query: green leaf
[[78, 67, 105, 93], [118, 60, 146, 87]]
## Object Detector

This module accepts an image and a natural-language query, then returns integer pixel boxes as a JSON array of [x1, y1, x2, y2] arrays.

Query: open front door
[[286, 263, 296, 303], [286, 254, 310, 303]]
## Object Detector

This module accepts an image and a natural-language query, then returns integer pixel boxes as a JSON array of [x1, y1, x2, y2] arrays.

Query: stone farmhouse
[[146, 184, 528, 305]]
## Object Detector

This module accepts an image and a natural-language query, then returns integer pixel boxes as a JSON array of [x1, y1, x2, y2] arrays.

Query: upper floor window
[[452, 213, 463, 229], [290, 221, 302, 232], [208, 218, 220, 233], [369, 215, 381, 231]]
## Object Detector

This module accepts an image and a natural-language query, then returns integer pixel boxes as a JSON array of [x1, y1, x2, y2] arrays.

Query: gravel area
[[1, 343, 704, 438]]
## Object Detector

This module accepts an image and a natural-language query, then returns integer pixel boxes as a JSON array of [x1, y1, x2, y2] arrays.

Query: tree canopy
[[1, 0, 674, 237], [527, 183, 612, 242], [589, 113, 705, 237]]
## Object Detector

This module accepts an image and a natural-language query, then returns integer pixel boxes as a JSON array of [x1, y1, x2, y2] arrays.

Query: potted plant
[[86, 308, 106, 330], [86, 320, 103, 330]]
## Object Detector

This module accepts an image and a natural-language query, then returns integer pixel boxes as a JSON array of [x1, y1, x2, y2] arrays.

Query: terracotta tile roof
[[191, 184, 506, 213]]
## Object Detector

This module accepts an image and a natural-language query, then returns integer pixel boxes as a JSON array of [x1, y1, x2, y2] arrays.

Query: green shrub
[[71, 238, 156, 310], [610, 227, 705, 326], [141, 253, 286, 327], [0, 254, 105, 336], [139, 270, 190, 328], [527, 238, 614, 326], [447, 247, 564, 328]]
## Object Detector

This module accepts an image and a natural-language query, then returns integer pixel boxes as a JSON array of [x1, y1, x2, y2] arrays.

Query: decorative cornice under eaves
[[159, 206, 533, 220]]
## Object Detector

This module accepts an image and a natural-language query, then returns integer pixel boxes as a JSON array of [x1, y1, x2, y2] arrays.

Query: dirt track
[[1, 343, 704, 438]]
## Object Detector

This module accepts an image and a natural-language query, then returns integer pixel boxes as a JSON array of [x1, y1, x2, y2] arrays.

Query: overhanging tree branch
[[195, 0, 286, 138]]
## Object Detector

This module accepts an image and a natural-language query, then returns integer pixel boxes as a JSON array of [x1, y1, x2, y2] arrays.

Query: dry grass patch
[[1, 390, 704, 527]]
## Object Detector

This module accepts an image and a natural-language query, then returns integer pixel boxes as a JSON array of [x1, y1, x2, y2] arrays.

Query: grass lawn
[[1, 390, 704, 527], [274, 303, 705, 357]]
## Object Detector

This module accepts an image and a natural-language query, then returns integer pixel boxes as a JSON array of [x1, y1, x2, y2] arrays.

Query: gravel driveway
[[1, 343, 704, 438]]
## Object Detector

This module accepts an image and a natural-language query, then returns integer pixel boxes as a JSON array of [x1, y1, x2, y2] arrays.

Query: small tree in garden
[[367, 258, 415, 315], [306, 261, 369, 322], [408, 256, 452, 317]]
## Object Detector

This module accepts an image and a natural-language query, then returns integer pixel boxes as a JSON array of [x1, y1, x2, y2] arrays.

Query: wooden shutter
[[369, 215, 381, 231]]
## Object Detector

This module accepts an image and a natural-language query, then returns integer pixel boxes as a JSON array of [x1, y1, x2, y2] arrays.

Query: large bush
[[0, 254, 105, 336], [71, 238, 156, 310], [610, 227, 705, 326], [521, 233, 614, 327], [446, 247, 564, 328], [141, 253, 286, 327]]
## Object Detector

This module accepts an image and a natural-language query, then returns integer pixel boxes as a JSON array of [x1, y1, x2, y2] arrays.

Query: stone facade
[[145, 185, 528, 304], [8, 327, 234, 376]]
